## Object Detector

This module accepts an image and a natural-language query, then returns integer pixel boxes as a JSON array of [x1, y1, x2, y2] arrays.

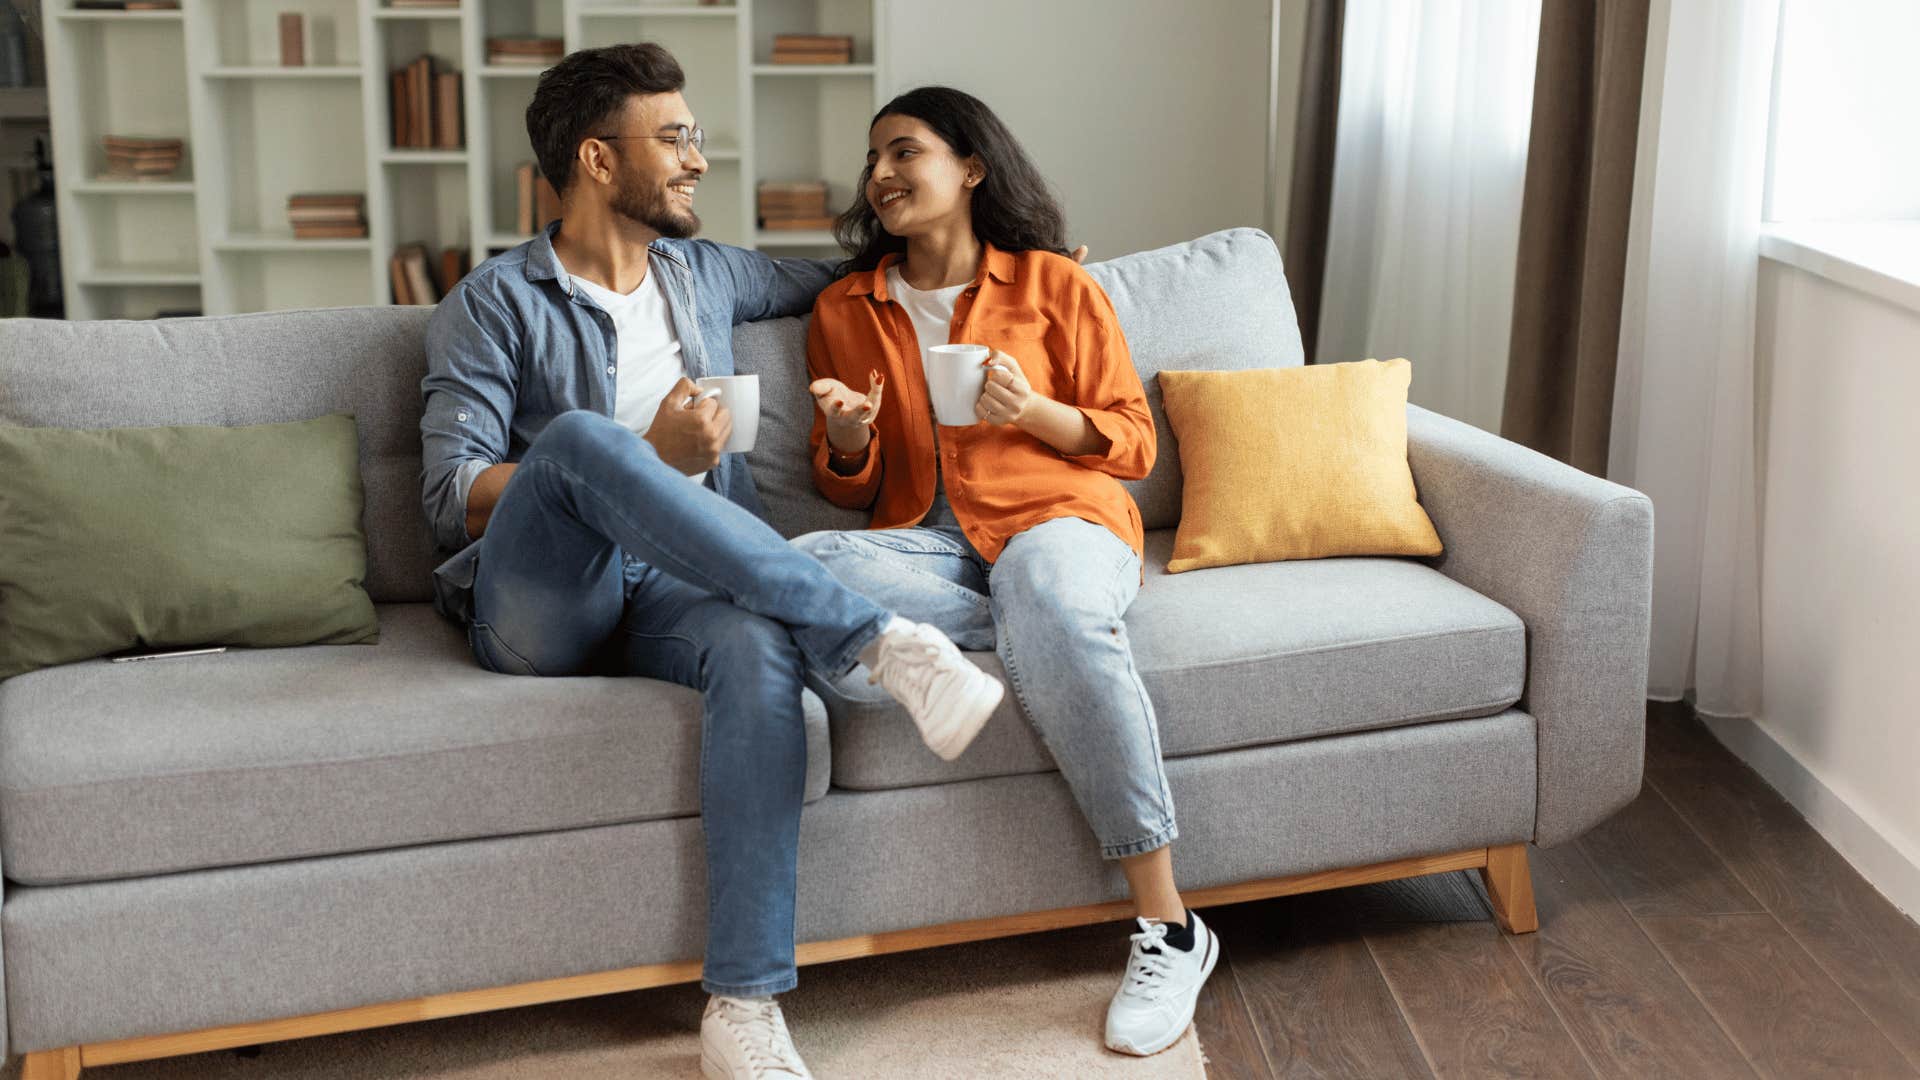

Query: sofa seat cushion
[[0, 604, 830, 885], [819, 530, 1525, 790]]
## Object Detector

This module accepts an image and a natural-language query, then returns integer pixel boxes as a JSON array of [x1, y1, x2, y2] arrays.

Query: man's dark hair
[[834, 86, 1069, 275], [526, 44, 685, 195]]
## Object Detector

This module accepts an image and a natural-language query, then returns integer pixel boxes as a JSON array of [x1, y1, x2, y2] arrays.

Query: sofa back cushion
[[0, 228, 1303, 601], [738, 227, 1304, 536], [0, 309, 440, 604]]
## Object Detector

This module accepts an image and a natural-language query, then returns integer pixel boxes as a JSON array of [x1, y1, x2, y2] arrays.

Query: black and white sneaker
[[1104, 911, 1219, 1056]]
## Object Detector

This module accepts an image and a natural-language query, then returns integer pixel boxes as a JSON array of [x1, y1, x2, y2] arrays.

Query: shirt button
[[607, 365, 617, 375]]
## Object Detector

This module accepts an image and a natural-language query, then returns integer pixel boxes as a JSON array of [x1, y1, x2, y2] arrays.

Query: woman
[[791, 86, 1218, 1058]]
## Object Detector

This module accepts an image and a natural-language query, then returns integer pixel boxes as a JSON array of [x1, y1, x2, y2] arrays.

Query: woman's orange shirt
[[806, 243, 1155, 563]]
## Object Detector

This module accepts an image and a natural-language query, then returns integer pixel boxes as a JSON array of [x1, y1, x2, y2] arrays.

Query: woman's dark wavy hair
[[834, 86, 1069, 275]]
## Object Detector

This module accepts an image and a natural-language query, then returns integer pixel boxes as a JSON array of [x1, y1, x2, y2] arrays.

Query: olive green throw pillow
[[0, 414, 379, 679]]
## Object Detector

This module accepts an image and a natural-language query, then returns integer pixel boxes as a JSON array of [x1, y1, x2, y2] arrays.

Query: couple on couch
[[420, 43, 1217, 1078]]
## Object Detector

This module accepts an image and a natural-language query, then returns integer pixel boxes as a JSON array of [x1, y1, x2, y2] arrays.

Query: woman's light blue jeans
[[792, 515, 1178, 859], [467, 410, 893, 998]]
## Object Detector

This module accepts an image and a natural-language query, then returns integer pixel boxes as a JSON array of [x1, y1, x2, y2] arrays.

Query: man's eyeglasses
[[596, 124, 706, 165]]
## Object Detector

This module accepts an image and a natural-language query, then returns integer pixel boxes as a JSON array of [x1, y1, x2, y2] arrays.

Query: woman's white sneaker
[[1104, 911, 1219, 1057], [701, 995, 813, 1080], [864, 618, 1004, 760]]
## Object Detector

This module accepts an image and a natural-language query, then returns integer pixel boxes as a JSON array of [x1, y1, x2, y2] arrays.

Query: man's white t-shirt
[[567, 261, 705, 485], [886, 263, 967, 527]]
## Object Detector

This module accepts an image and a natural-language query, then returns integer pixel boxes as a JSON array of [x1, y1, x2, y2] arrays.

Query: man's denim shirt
[[420, 221, 836, 621]]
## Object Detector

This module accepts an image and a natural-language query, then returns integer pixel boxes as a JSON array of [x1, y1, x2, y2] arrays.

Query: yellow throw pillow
[[1157, 359, 1442, 572]]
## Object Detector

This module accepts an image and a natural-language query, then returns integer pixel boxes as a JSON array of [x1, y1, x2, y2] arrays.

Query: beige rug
[[23, 923, 1207, 1079]]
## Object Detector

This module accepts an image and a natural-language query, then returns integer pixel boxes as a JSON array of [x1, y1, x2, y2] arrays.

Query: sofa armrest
[[1405, 403, 1655, 847]]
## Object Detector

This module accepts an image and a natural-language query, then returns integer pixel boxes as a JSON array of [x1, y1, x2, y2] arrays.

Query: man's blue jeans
[[467, 410, 892, 997]]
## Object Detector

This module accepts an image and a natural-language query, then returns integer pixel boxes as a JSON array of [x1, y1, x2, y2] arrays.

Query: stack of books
[[390, 244, 469, 305], [486, 38, 564, 68], [770, 34, 854, 65], [392, 55, 462, 149], [100, 136, 184, 181], [515, 163, 562, 234], [288, 193, 368, 240], [757, 181, 833, 231]]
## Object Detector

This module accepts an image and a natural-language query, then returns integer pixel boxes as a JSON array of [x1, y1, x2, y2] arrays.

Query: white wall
[[880, 0, 1274, 260], [1736, 258, 1920, 915]]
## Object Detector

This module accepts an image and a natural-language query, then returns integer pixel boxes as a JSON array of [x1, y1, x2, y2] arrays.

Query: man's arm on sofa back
[[1405, 403, 1655, 848]]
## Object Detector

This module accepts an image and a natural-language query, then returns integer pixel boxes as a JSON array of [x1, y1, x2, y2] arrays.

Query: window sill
[[1759, 220, 1920, 316]]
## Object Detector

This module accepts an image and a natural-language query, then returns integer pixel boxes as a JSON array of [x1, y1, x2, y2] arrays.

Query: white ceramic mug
[[694, 374, 760, 453], [924, 344, 1003, 426]]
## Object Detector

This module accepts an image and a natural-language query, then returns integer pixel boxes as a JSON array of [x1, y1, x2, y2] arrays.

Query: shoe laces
[[1121, 917, 1179, 1002], [715, 996, 807, 1076], [868, 625, 948, 701]]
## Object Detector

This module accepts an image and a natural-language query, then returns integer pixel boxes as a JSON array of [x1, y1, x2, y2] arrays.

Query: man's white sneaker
[[1104, 911, 1219, 1057], [701, 995, 813, 1080], [865, 619, 1004, 760]]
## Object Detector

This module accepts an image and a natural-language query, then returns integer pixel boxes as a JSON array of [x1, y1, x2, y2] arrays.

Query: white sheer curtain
[[1315, 0, 1542, 433], [1610, 0, 1778, 717]]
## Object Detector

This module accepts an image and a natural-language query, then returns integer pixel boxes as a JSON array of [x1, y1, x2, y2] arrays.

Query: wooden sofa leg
[[21, 1047, 82, 1080], [1481, 843, 1539, 934]]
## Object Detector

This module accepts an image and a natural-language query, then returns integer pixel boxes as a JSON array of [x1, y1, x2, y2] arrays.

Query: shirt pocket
[[969, 320, 1058, 396]]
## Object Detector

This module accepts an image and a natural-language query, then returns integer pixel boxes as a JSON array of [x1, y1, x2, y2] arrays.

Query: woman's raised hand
[[809, 369, 886, 450]]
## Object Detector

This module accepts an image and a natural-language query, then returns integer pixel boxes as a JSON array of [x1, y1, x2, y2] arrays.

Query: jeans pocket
[[469, 620, 541, 676]]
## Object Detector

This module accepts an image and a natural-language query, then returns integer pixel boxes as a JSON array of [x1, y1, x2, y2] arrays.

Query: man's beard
[[612, 172, 700, 239]]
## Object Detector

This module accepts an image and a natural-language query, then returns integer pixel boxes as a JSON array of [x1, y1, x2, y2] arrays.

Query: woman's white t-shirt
[[886, 264, 967, 528]]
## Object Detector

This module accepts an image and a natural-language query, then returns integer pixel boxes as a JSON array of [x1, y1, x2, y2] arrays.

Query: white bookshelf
[[45, 0, 885, 318]]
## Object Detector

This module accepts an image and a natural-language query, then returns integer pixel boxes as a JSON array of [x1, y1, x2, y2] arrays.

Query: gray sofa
[[0, 228, 1654, 1077]]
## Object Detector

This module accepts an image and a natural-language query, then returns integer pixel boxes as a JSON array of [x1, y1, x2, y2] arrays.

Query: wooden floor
[[1187, 701, 1920, 1078]]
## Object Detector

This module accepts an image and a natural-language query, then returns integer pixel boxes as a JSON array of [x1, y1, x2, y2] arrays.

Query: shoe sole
[[927, 674, 1004, 761], [1106, 924, 1220, 1057]]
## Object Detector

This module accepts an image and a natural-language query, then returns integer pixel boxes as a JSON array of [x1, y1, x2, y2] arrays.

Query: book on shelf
[[772, 34, 855, 49], [412, 55, 431, 149], [75, 1, 180, 9], [391, 55, 462, 150], [279, 13, 304, 67], [771, 51, 855, 65], [288, 193, 366, 239], [292, 223, 369, 240], [390, 251, 414, 305], [391, 70, 410, 147], [101, 136, 183, 151], [758, 196, 830, 214], [515, 162, 561, 235], [486, 37, 563, 66], [388, 0, 460, 7], [770, 34, 853, 64], [392, 245, 468, 305], [101, 135, 184, 180], [757, 180, 830, 226], [434, 72, 462, 149], [288, 193, 366, 206], [440, 247, 469, 292], [759, 216, 837, 232]]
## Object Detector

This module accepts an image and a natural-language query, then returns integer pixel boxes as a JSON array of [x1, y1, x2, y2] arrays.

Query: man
[[420, 44, 1006, 1080]]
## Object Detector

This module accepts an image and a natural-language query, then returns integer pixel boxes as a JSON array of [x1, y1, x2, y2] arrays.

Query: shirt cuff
[[813, 436, 880, 500], [452, 458, 492, 545], [1067, 407, 1129, 466]]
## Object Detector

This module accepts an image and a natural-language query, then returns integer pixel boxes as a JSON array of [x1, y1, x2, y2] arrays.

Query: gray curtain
[[1284, 0, 1343, 365], [1500, 0, 1651, 474]]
